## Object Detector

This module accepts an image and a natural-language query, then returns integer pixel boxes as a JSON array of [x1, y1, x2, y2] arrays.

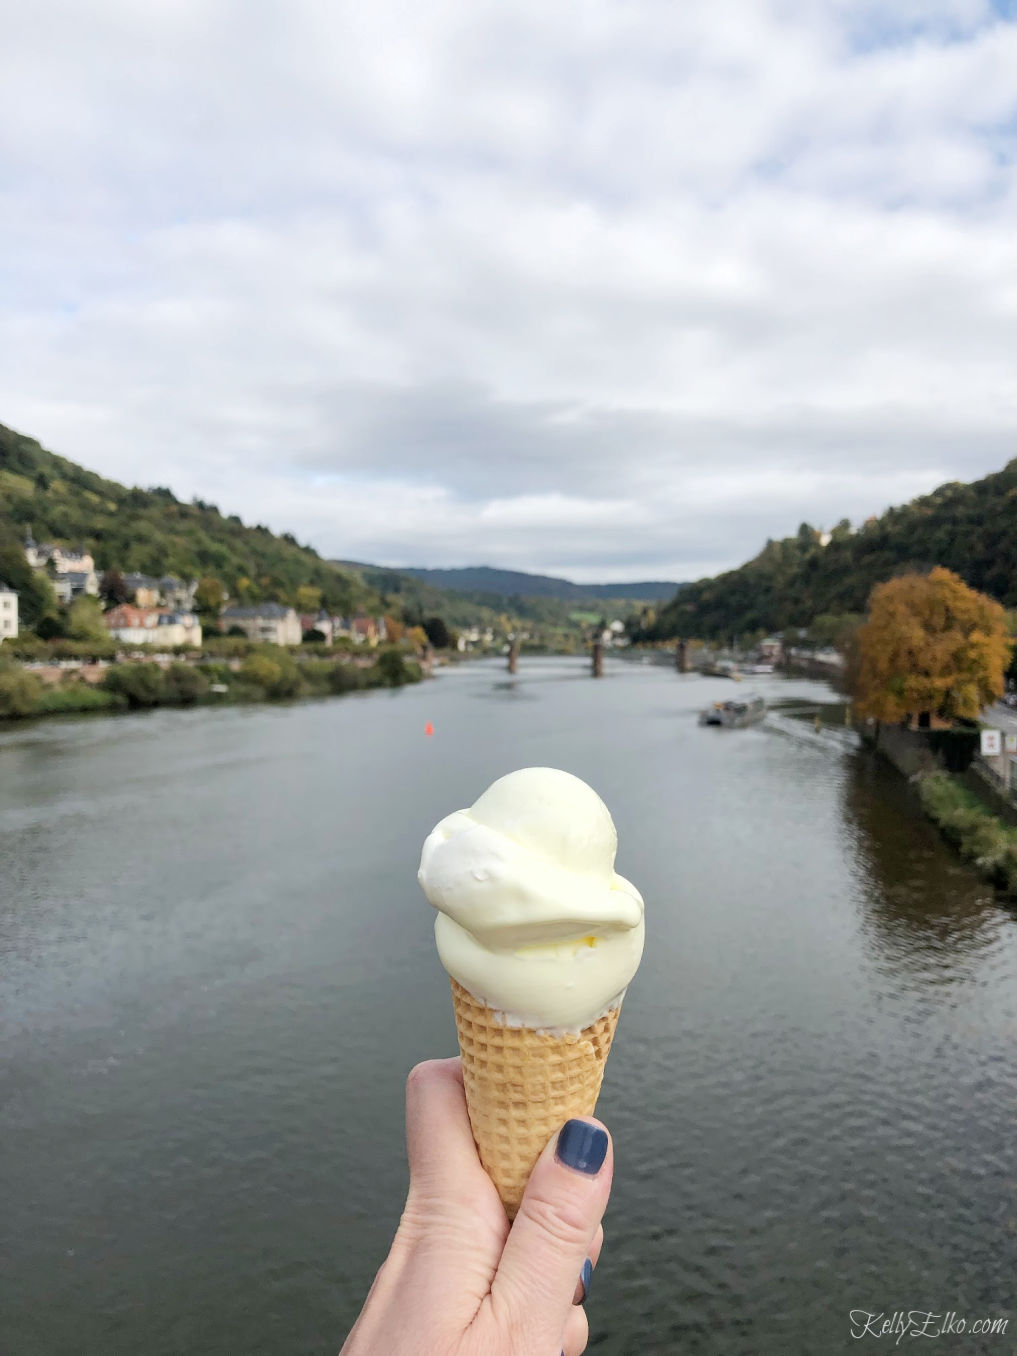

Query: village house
[[220, 603, 302, 646], [123, 573, 162, 607], [105, 603, 202, 648], [24, 532, 99, 600], [52, 571, 99, 604], [120, 574, 197, 609], [0, 582, 18, 640], [160, 576, 197, 610], [350, 616, 388, 646], [299, 611, 334, 643]]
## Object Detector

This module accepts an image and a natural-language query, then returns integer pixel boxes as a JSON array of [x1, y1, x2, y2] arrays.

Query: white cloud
[[1, 0, 1016, 582]]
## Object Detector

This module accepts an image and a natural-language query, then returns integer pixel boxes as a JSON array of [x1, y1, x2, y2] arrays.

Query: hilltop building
[[23, 532, 99, 601], [221, 603, 302, 646], [160, 577, 197, 610], [121, 574, 197, 609], [123, 574, 162, 607], [0, 582, 18, 640]]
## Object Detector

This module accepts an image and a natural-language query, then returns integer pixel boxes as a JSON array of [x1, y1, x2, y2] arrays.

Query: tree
[[0, 526, 59, 629], [100, 568, 129, 607], [294, 584, 321, 614], [0, 662, 42, 716], [424, 616, 451, 649], [195, 576, 225, 616], [67, 595, 107, 642], [36, 614, 67, 640], [376, 648, 410, 686], [162, 663, 209, 705], [103, 663, 166, 707], [383, 614, 404, 644], [240, 649, 301, 698], [851, 568, 1011, 724], [807, 613, 863, 650]]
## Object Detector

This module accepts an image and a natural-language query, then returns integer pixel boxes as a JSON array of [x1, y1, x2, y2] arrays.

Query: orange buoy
[[425, 722, 434, 736]]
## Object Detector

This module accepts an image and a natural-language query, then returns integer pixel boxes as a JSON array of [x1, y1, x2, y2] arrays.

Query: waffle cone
[[449, 977, 620, 1218]]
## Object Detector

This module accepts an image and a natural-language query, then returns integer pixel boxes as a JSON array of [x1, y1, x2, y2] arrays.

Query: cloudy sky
[[2, 1, 1016, 582]]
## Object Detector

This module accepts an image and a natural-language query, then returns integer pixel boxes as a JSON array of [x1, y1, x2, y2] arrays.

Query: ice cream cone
[[450, 977, 620, 1218]]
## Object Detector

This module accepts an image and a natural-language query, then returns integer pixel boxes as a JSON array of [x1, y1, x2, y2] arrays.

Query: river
[[2, 658, 1015, 1354]]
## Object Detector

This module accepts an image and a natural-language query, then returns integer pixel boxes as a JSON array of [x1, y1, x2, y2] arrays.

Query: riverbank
[[861, 721, 1017, 896], [0, 646, 422, 721], [918, 773, 1017, 896]]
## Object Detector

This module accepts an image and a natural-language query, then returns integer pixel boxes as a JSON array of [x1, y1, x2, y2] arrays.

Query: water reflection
[[842, 750, 1009, 983]]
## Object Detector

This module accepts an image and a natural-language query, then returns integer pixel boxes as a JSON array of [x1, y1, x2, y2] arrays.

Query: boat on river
[[699, 694, 767, 728], [702, 659, 742, 680]]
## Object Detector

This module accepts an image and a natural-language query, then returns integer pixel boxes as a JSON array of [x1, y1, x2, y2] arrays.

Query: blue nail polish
[[581, 1256, 593, 1299], [556, 1119, 608, 1174]]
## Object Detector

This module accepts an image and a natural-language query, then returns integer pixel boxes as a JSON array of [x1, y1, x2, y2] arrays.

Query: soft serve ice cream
[[418, 767, 645, 1031]]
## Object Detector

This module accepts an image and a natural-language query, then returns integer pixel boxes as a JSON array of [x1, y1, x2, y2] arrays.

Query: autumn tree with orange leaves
[[851, 568, 1012, 725]]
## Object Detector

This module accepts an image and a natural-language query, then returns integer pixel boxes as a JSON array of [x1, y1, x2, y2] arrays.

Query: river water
[[2, 658, 1016, 1355]]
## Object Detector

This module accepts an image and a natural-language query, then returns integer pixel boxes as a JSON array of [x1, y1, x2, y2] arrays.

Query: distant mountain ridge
[[390, 564, 683, 602]]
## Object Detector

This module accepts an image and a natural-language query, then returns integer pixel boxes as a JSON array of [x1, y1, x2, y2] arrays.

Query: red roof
[[105, 604, 162, 630]]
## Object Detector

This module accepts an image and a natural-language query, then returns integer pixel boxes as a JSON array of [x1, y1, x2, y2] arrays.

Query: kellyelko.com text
[[850, 1311, 1008, 1342]]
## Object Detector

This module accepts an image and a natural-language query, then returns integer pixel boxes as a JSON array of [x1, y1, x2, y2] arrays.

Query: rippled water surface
[[2, 659, 1016, 1354]]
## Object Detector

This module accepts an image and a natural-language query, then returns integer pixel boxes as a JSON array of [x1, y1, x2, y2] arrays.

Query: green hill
[[0, 421, 383, 624], [396, 564, 682, 602], [0, 421, 593, 645], [336, 560, 644, 632], [647, 460, 1017, 641]]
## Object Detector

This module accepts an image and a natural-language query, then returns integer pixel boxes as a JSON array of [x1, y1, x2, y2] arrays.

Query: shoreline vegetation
[[917, 772, 1017, 897], [0, 641, 423, 722]]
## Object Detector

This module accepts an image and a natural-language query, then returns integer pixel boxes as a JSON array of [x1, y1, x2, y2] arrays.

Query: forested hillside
[[0, 421, 598, 644], [647, 460, 1017, 640], [399, 564, 682, 602], [0, 422, 376, 615], [340, 560, 638, 631]]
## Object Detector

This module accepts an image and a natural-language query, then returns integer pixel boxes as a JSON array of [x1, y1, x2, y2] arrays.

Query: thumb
[[489, 1118, 612, 1350]]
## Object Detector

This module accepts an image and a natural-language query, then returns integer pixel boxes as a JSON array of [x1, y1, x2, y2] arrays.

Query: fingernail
[[581, 1255, 593, 1299], [556, 1119, 608, 1175]]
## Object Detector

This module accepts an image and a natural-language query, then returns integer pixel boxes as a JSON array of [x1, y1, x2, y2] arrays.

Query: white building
[[24, 534, 99, 599], [104, 604, 201, 648], [52, 570, 100, 604], [220, 603, 302, 646], [0, 583, 18, 640]]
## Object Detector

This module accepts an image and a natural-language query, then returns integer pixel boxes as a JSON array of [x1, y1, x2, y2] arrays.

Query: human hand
[[341, 1057, 612, 1356]]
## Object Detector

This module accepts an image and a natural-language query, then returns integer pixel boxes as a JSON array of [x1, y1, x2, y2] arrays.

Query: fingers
[[403, 1058, 489, 1213], [489, 1117, 612, 1352], [562, 1303, 590, 1356], [571, 1224, 603, 1305]]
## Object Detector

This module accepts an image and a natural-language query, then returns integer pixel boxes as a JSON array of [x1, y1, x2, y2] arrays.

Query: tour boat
[[699, 694, 766, 728]]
